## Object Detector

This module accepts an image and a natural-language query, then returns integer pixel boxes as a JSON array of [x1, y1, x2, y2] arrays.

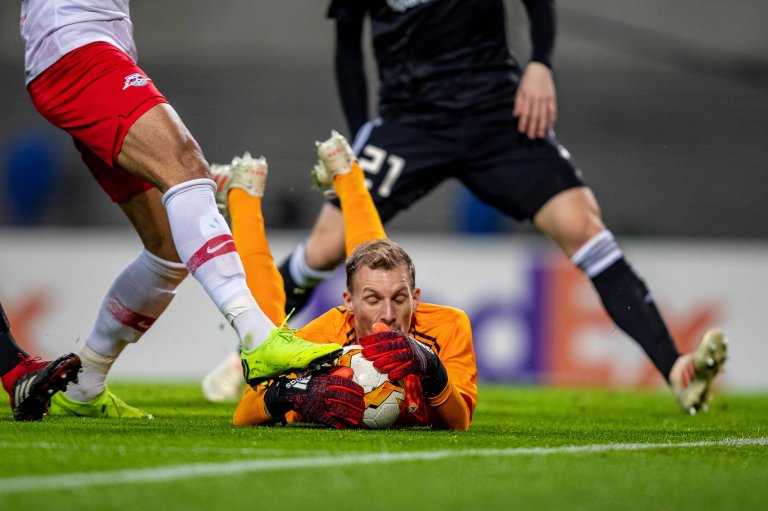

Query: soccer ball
[[335, 345, 405, 429]]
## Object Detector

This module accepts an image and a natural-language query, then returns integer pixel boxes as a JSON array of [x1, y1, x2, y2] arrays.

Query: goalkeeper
[[211, 132, 477, 430]]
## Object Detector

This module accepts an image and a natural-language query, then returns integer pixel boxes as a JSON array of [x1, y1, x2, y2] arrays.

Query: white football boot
[[669, 328, 728, 414], [311, 130, 356, 194], [201, 352, 246, 402], [210, 152, 268, 216]]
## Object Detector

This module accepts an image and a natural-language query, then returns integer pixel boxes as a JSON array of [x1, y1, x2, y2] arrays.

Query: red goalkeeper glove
[[359, 330, 449, 398], [264, 371, 365, 429]]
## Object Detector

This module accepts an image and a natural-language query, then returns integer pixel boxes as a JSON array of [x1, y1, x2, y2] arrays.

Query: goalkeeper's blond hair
[[345, 239, 416, 292]]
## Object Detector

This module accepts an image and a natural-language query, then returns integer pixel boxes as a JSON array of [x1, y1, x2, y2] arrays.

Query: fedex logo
[[467, 253, 720, 388]]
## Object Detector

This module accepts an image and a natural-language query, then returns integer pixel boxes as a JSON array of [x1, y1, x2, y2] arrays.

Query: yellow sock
[[229, 189, 285, 325], [334, 162, 387, 256]]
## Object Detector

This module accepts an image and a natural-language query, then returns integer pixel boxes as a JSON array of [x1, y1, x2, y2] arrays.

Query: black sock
[[1, 302, 29, 376], [591, 258, 680, 381], [278, 257, 315, 316]]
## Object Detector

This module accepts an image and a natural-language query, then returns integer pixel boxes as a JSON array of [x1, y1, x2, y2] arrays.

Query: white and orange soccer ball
[[335, 345, 405, 429]]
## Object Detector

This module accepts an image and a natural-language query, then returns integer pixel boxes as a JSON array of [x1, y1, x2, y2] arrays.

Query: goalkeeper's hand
[[264, 370, 365, 429], [359, 330, 449, 398]]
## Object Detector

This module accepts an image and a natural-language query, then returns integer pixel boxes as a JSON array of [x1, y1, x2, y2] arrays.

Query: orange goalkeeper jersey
[[233, 302, 478, 430]]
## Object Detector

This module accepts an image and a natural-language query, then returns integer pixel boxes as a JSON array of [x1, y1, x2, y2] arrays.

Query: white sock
[[230, 302, 276, 350], [84, 249, 188, 357], [66, 345, 117, 401], [288, 241, 334, 288], [66, 250, 188, 400], [162, 178, 275, 348]]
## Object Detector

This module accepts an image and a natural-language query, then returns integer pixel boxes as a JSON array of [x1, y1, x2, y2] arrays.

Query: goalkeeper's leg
[[313, 130, 387, 254], [333, 163, 388, 255], [279, 130, 390, 314], [206, 153, 340, 389], [229, 186, 285, 325]]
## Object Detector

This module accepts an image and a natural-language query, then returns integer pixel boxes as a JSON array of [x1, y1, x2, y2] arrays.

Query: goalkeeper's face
[[343, 263, 421, 338]]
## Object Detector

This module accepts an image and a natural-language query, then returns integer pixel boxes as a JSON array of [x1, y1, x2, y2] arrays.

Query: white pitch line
[[0, 441, 329, 457], [1, 437, 765, 495]]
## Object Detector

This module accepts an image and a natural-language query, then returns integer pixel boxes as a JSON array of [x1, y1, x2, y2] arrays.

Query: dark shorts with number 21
[[332, 110, 586, 223]]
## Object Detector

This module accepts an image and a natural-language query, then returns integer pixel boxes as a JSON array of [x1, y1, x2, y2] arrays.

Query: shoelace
[[273, 326, 303, 344], [271, 310, 300, 341]]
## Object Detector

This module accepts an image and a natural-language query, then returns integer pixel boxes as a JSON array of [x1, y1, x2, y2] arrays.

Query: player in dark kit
[[277, 0, 727, 414]]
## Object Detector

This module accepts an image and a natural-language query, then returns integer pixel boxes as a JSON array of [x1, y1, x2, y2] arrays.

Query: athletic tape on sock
[[571, 230, 623, 278]]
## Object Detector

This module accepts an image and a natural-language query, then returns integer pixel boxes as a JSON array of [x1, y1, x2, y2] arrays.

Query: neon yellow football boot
[[48, 387, 153, 419], [241, 326, 342, 385]]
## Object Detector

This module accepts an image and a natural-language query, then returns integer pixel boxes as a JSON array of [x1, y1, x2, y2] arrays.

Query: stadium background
[[1, 1, 766, 389]]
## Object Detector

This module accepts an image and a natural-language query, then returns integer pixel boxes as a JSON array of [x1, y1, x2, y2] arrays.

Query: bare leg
[[118, 103, 275, 351], [533, 187, 605, 257], [305, 203, 347, 270], [534, 187, 680, 381], [117, 103, 210, 191], [119, 187, 180, 262]]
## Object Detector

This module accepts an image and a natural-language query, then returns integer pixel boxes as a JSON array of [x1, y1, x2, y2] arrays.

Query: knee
[[534, 188, 607, 256], [177, 140, 211, 181], [542, 210, 605, 257], [565, 213, 605, 253]]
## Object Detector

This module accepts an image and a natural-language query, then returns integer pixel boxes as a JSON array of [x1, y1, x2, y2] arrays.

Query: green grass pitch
[[1, 383, 766, 510]]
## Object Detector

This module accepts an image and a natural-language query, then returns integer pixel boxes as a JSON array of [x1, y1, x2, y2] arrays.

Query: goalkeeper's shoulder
[[415, 302, 469, 327], [414, 303, 472, 337], [297, 306, 354, 344]]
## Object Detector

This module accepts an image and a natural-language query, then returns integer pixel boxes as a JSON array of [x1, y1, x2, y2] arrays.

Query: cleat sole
[[246, 347, 344, 388], [307, 348, 343, 371]]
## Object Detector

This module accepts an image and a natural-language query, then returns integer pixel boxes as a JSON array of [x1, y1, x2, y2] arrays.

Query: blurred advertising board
[[1, 230, 765, 389]]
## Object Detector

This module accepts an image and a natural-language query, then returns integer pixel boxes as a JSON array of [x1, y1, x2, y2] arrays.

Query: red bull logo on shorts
[[123, 73, 152, 90]]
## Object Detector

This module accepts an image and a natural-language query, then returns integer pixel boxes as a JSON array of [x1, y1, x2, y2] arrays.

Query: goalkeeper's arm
[[233, 384, 276, 427], [233, 371, 365, 429]]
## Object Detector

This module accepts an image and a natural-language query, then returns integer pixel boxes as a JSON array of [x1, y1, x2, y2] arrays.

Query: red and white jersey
[[20, 0, 137, 83]]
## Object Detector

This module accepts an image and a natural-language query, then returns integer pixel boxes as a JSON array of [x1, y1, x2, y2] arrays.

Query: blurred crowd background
[[1, 0, 767, 238]]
